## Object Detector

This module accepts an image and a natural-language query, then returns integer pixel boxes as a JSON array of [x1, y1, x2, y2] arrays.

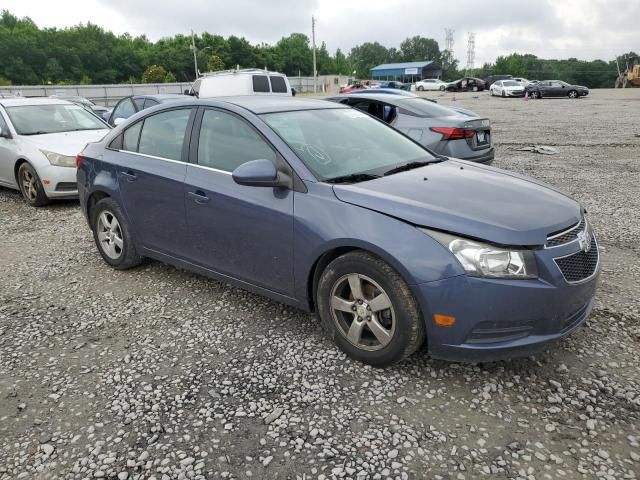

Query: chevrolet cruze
[[77, 97, 599, 367]]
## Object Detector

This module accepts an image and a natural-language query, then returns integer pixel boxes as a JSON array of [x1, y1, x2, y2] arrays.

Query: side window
[[252, 75, 270, 93], [143, 99, 159, 110], [133, 98, 145, 110], [197, 109, 276, 172], [113, 99, 136, 121], [138, 109, 191, 161], [270, 76, 287, 93], [123, 122, 142, 151], [0, 112, 9, 132]]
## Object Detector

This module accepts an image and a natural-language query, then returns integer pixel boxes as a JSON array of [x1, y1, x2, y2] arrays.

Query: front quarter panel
[[77, 142, 121, 222], [293, 181, 464, 304]]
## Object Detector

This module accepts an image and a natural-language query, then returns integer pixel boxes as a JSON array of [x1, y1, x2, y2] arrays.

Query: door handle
[[121, 170, 137, 182], [188, 190, 210, 204]]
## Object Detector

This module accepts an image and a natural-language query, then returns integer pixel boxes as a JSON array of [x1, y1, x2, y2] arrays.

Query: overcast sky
[[4, 0, 639, 65]]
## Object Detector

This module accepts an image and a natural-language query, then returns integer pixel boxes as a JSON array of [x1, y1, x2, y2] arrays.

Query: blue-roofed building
[[370, 61, 442, 82]]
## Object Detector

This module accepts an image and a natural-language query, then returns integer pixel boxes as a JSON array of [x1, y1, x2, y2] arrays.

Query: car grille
[[554, 234, 599, 283], [547, 218, 585, 247]]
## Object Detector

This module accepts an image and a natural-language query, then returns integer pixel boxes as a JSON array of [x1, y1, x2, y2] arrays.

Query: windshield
[[262, 108, 434, 181], [502, 81, 519, 86], [7, 104, 107, 135]]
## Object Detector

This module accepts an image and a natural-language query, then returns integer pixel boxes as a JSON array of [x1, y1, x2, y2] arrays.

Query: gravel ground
[[1, 89, 639, 480]]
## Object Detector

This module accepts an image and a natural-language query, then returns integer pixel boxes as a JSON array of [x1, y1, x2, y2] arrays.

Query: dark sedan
[[446, 77, 486, 92], [77, 96, 598, 366], [105, 94, 192, 126], [526, 80, 589, 99], [326, 93, 494, 164]]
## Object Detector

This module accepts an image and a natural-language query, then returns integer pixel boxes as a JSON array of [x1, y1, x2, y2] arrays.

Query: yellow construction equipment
[[615, 56, 640, 88]]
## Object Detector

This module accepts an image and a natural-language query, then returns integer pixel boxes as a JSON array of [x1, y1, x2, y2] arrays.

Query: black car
[[483, 74, 512, 88], [445, 77, 486, 92], [526, 80, 589, 99], [50, 95, 110, 116], [105, 94, 192, 126]]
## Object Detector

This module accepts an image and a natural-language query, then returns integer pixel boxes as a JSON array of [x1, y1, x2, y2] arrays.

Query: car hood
[[332, 160, 581, 246], [23, 130, 110, 156]]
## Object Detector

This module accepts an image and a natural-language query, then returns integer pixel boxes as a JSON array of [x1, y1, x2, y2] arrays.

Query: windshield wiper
[[21, 131, 51, 136], [325, 173, 380, 184], [383, 159, 443, 176]]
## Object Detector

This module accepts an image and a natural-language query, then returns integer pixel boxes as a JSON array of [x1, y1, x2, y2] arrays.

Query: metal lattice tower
[[466, 32, 476, 71], [444, 28, 454, 55]]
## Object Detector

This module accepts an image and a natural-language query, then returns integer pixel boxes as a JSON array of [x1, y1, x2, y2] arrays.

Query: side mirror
[[113, 117, 125, 127], [232, 159, 285, 188]]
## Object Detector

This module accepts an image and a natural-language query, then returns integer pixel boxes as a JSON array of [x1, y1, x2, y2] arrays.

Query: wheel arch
[[86, 190, 112, 223], [13, 158, 30, 185]]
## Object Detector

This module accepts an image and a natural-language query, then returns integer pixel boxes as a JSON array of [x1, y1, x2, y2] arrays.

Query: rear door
[[183, 108, 294, 294], [114, 107, 195, 255]]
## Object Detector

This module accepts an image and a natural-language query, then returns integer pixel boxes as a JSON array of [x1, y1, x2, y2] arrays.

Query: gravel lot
[[1, 89, 639, 480]]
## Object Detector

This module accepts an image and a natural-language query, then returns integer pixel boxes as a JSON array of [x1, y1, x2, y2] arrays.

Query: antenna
[[312, 16, 317, 93], [466, 32, 476, 72]]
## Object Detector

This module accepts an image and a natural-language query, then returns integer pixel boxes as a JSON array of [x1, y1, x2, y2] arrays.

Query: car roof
[[0, 97, 73, 107], [329, 93, 418, 103], [194, 96, 347, 114], [131, 94, 189, 102]]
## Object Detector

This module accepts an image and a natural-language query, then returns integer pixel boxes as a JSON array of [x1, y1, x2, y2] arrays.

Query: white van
[[186, 69, 294, 98]]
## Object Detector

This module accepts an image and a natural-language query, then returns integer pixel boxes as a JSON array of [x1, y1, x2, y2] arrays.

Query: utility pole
[[191, 30, 199, 79], [312, 16, 317, 93]]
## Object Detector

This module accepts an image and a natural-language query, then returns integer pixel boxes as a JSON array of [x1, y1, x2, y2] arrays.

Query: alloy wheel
[[21, 169, 38, 201], [96, 211, 124, 260], [330, 273, 395, 351]]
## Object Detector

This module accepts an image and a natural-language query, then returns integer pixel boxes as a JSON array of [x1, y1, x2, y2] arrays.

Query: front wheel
[[501, 91, 506, 97], [18, 162, 49, 207], [439, 85, 445, 91], [91, 197, 143, 270], [317, 251, 425, 367], [472, 86, 479, 92], [530, 91, 541, 99]]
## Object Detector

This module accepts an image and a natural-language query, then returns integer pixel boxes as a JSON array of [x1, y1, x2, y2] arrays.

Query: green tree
[[494, 53, 528, 76], [142, 64, 167, 83], [348, 42, 390, 78], [399, 36, 440, 62], [275, 33, 312, 76], [206, 54, 225, 72], [165, 71, 177, 83]]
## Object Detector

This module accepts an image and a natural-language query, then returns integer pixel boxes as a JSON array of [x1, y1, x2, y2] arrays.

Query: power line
[[444, 28, 454, 54]]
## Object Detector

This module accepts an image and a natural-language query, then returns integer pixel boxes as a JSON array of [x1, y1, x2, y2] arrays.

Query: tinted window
[[396, 98, 461, 118], [133, 98, 145, 110], [0, 113, 8, 131], [138, 109, 191, 161], [270, 76, 287, 93], [143, 99, 159, 109], [252, 75, 270, 93], [123, 122, 142, 151], [197, 109, 276, 172], [112, 99, 136, 121]]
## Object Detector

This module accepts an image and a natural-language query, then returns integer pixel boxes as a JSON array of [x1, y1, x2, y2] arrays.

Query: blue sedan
[[77, 97, 599, 366]]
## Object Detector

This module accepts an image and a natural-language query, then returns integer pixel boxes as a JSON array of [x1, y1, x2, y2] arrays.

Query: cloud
[[3, 0, 639, 65]]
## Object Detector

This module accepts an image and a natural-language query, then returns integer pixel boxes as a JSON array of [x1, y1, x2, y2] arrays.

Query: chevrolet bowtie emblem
[[577, 229, 591, 253]]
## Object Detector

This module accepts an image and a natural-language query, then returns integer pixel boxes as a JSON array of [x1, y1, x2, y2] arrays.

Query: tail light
[[430, 127, 475, 140], [75, 153, 85, 169]]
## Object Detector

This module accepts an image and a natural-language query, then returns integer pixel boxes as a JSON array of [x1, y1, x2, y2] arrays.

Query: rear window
[[397, 98, 461, 118], [252, 75, 270, 93], [269, 76, 287, 93]]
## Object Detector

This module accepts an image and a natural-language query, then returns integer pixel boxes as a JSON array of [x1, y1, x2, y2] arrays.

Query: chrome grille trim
[[553, 234, 600, 284], [546, 217, 586, 248]]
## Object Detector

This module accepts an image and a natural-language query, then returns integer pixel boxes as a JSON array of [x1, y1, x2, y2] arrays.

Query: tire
[[567, 90, 578, 99], [439, 85, 445, 91], [417, 86, 424, 91], [501, 91, 506, 98], [530, 91, 541, 99], [316, 251, 425, 367], [17, 162, 49, 207], [91, 197, 143, 270], [472, 86, 478, 92]]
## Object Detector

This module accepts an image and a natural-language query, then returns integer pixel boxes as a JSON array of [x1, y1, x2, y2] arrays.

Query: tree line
[[0, 10, 630, 88]]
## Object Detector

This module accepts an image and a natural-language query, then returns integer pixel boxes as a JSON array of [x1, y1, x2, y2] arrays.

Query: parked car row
[[0, 75, 599, 368]]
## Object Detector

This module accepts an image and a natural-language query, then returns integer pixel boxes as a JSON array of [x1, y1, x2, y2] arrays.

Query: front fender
[[293, 182, 464, 304]]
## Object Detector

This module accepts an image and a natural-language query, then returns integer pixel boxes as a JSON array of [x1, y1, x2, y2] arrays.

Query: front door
[[113, 107, 194, 255], [0, 112, 16, 187], [184, 108, 294, 295]]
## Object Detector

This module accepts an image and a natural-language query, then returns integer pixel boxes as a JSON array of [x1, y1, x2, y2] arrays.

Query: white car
[[490, 80, 526, 97], [415, 79, 447, 91], [0, 98, 110, 206], [512, 77, 530, 86]]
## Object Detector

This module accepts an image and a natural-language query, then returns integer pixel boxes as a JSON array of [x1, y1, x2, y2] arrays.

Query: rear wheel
[[17, 162, 49, 207], [317, 251, 425, 367], [417, 85, 424, 91], [439, 85, 445, 91], [91, 197, 143, 270], [530, 91, 541, 99], [567, 90, 578, 98], [472, 85, 479, 92]]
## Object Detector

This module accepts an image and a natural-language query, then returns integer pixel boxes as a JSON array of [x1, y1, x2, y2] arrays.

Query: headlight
[[41, 150, 76, 167], [421, 228, 538, 279]]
